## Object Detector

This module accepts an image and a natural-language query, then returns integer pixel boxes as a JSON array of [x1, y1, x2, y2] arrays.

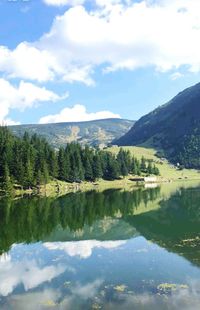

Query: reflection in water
[[0, 183, 200, 309], [0, 252, 66, 297], [130, 187, 200, 266], [0, 187, 160, 254], [44, 240, 127, 259]]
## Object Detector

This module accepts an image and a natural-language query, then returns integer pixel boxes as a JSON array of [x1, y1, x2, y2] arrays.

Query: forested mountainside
[[116, 82, 200, 168]]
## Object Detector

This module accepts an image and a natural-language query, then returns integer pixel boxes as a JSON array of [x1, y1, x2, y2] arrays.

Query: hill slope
[[10, 118, 134, 148], [116, 82, 200, 168]]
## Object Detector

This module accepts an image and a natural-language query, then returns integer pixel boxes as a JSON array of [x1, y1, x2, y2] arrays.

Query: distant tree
[[140, 156, 147, 173], [153, 164, 160, 176], [147, 161, 153, 175]]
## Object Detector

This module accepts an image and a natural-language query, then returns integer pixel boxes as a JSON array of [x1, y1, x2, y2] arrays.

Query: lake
[[0, 181, 200, 309]]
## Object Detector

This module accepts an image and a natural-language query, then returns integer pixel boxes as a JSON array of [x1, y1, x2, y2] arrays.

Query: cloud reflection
[[0, 254, 66, 297], [44, 240, 126, 258]]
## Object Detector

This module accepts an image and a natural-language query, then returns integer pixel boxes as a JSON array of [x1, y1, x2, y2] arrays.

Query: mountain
[[116, 82, 200, 168], [10, 118, 134, 148]]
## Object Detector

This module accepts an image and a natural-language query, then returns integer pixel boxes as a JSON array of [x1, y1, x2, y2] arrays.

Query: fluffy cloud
[[39, 104, 121, 123], [0, 78, 68, 124], [44, 240, 126, 258], [0, 44, 56, 82], [1, 1, 200, 84]]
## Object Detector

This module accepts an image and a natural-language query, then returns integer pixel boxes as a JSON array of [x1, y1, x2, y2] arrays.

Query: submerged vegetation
[[0, 127, 159, 195]]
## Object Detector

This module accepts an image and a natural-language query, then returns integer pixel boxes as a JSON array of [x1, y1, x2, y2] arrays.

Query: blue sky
[[1, 0, 200, 125]]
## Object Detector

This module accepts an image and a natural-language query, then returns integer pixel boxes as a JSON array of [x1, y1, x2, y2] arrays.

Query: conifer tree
[[2, 163, 13, 193], [140, 156, 147, 173], [58, 148, 67, 180], [147, 161, 153, 175], [93, 154, 103, 180], [84, 157, 93, 181]]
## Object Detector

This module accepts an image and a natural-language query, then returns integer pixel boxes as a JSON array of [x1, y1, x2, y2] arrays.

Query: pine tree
[[117, 148, 128, 176], [58, 148, 67, 180], [93, 154, 103, 180], [121, 161, 128, 177], [104, 154, 120, 180], [84, 157, 93, 181], [24, 160, 34, 189], [42, 161, 49, 185], [153, 164, 160, 176], [147, 161, 153, 175], [48, 150, 58, 178], [140, 156, 147, 173], [2, 163, 13, 193]]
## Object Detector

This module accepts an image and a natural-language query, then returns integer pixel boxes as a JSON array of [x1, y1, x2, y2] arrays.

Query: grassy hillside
[[116, 82, 200, 169], [10, 118, 134, 148], [108, 146, 200, 181]]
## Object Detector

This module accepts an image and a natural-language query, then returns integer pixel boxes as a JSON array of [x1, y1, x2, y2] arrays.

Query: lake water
[[0, 182, 200, 309]]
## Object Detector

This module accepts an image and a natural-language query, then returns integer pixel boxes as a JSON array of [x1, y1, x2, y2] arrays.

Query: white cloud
[[44, 240, 126, 258], [39, 104, 121, 123], [0, 44, 55, 82], [43, 0, 85, 6], [1, 0, 200, 84], [0, 78, 68, 124]]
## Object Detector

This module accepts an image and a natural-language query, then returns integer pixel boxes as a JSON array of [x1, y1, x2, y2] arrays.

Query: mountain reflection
[[130, 187, 200, 266]]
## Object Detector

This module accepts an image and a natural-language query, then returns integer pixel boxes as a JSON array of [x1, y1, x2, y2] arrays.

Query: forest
[[0, 126, 159, 193]]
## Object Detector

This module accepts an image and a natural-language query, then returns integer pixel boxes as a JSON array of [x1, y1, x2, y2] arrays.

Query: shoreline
[[2, 175, 200, 198]]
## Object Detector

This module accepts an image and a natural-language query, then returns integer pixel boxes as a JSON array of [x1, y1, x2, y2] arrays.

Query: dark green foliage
[[0, 127, 160, 194], [0, 127, 57, 191], [117, 148, 128, 177], [92, 154, 103, 180], [2, 163, 13, 193], [147, 161, 153, 175], [84, 157, 93, 181], [104, 153, 120, 180], [140, 156, 147, 173]]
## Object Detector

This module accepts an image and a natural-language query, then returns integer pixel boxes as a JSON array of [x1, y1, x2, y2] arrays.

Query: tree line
[[0, 126, 159, 193]]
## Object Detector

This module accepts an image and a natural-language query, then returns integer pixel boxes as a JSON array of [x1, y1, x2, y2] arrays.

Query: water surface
[[0, 182, 200, 309]]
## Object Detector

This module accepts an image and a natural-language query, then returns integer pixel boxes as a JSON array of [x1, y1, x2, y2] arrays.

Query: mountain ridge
[[10, 118, 134, 148], [116, 82, 200, 168]]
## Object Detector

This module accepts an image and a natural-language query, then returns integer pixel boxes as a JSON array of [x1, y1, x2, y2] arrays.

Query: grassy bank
[[108, 146, 200, 181], [13, 177, 140, 198]]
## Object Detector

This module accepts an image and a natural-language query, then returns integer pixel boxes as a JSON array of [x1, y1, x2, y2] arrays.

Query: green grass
[[108, 146, 200, 181]]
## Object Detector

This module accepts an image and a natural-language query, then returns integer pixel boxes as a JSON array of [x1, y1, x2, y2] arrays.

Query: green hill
[[10, 118, 134, 148], [116, 82, 200, 168]]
